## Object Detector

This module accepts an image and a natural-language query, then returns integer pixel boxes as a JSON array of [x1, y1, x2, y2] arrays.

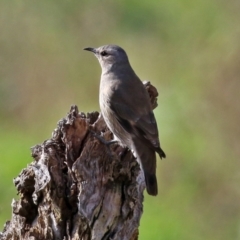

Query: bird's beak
[[83, 47, 97, 54]]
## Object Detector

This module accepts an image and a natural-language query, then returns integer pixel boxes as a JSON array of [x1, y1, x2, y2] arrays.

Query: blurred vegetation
[[0, 0, 239, 239]]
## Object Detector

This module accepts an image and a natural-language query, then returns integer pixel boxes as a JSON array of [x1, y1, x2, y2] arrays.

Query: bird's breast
[[99, 91, 131, 147]]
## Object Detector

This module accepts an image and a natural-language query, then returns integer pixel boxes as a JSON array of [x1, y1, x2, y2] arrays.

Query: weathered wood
[[0, 82, 159, 240]]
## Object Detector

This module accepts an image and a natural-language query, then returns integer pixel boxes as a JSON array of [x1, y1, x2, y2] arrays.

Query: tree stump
[[0, 82, 159, 240]]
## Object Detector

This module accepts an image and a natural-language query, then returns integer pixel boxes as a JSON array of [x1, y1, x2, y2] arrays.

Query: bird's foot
[[90, 130, 118, 146]]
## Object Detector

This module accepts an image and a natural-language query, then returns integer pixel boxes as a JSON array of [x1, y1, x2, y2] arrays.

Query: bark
[[0, 81, 159, 240]]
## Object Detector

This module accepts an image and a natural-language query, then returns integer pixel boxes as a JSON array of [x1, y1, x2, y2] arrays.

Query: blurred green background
[[0, 0, 239, 239]]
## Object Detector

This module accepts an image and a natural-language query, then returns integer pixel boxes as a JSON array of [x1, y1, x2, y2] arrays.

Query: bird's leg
[[90, 130, 118, 146], [118, 147, 129, 159]]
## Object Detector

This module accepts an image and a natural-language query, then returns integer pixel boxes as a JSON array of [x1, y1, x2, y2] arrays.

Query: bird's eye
[[100, 51, 108, 57]]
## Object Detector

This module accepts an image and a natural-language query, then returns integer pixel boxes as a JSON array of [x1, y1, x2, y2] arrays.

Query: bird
[[84, 44, 166, 196]]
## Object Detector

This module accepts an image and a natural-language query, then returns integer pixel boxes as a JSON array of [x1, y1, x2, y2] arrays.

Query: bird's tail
[[144, 166, 158, 196], [133, 139, 158, 196]]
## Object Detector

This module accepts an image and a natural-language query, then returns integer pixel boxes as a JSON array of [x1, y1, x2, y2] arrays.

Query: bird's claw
[[90, 130, 118, 146]]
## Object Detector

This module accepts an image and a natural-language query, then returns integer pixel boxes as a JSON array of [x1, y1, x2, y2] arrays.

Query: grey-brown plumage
[[84, 45, 166, 196]]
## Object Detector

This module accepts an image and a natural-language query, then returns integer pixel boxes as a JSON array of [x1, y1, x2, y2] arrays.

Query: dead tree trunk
[[0, 82, 159, 240]]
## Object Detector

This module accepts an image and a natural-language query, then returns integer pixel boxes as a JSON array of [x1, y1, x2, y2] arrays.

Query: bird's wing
[[110, 99, 160, 149]]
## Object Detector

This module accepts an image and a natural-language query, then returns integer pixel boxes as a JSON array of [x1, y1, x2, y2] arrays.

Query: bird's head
[[84, 45, 130, 71]]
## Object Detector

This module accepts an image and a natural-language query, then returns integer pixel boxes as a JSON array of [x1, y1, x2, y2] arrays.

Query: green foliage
[[0, 0, 239, 239], [0, 127, 34, 228]]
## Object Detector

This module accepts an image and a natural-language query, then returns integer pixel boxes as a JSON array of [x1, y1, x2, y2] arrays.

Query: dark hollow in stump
[[0, 82, 159, 240]]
